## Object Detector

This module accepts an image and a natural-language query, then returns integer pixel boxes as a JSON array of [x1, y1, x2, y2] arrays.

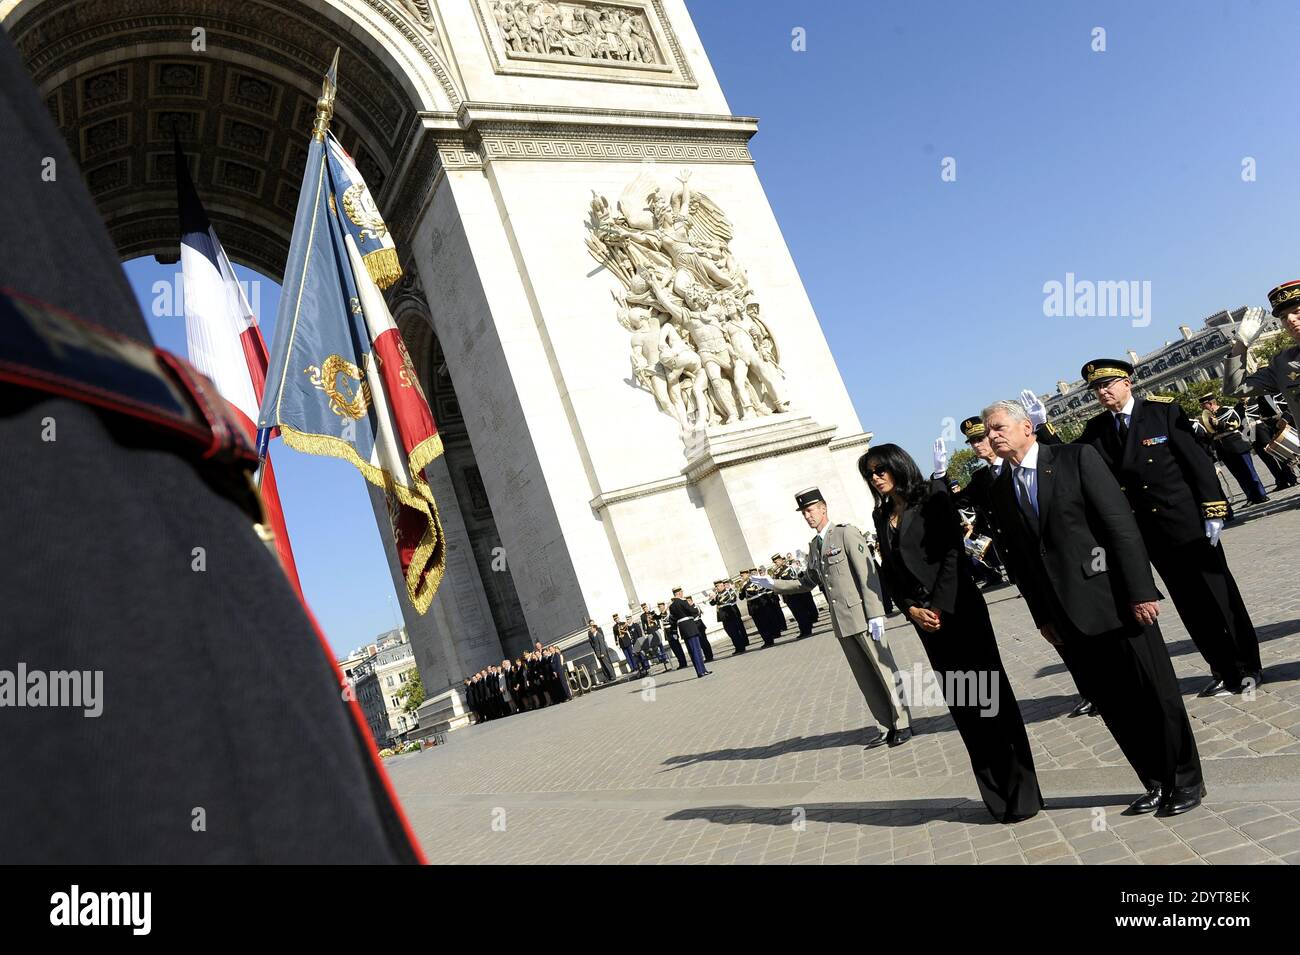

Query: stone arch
[[0, 0, 463, 278]]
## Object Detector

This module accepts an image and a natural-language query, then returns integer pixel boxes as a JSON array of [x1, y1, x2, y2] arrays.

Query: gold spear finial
[[312, 48, 340, 142]]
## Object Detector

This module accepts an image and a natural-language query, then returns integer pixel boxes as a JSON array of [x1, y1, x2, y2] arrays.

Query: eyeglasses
[[867, 466, 890, 477]]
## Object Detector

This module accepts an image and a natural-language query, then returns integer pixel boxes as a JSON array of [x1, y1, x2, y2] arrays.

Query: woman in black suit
[[860, 443, 1042, 823]]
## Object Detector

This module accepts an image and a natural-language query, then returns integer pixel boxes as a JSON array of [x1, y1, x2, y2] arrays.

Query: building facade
[[1039, 307, 1279, 432]]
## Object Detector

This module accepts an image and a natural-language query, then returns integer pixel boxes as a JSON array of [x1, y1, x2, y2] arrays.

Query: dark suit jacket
[[988, 442, 1159, 636], [1077, 397, 1226, 545], [873, 485, 964, 615]]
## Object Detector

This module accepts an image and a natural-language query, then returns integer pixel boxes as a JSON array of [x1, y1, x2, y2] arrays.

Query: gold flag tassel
[[362, 246, 402, 290]]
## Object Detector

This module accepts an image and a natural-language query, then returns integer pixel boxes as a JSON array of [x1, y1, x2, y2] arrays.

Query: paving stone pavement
[[386, 486, 1300, 864]]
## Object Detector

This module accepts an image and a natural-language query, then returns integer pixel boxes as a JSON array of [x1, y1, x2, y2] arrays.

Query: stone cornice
[[590, 416, 842, 514]]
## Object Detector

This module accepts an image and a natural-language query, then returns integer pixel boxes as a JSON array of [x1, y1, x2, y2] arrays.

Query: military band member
[[1244, 395, 1298, 491], [611, 614, 645, 677], [739, 568, 781, 647], [639, 601, 672, 669], [1224, 281, 1300, 443], [1199, 393, 1269, 505], [656, 600, 689, 669], [772, 552, 819, 637], [1073, 359, 1261, 696], [752, 488, 912, 747], [983, 401, 1204, 816], [708, 579, 751, 653]]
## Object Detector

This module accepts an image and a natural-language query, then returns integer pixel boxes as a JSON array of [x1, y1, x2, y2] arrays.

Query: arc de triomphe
[[2, 0, 875, 705]]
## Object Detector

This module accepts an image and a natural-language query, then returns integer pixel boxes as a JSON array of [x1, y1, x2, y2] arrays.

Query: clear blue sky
[[125, 0, 1300, 656]]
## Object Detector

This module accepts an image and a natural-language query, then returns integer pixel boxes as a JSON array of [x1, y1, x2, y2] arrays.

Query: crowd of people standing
[[463, 643, 572, 722]]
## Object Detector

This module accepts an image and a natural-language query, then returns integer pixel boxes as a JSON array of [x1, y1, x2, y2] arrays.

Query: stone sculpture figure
[[586, 169, 789, 440]]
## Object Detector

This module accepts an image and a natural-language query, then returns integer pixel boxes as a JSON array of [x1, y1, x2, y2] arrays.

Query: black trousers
[[782, 592, 819, 635], [719, 608, 749, 652], [913, 577, 1042, 822], [1149, 537, 1261, 684], [1057, 618, 1203, 793]]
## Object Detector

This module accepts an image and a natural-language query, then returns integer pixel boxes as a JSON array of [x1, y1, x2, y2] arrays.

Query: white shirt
[[990, 455, 1005, 479], [1012, 442, 1040, 515], [1113, 395, 1135, 433]]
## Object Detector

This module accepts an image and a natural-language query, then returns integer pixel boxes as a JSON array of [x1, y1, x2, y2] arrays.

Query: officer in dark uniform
[[708, 579, 751, 653], [772, 552, 819, 637], [1199, 394, 1269, 505], [1074, 359, 1261, 696], [0, 29, 424, 863]]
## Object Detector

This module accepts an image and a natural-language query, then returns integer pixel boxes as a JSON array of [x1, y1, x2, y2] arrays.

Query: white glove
[[1205, 519, 1223, 547], [1019, 389, 1048, 428], [1232, 312, 1263, 349], [932, 437, 948, 476], [868, 617, 885, 642], [748, 574, 774, 590]]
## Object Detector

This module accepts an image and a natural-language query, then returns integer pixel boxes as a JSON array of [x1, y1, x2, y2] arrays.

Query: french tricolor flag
[[175, 141, 304, 599]]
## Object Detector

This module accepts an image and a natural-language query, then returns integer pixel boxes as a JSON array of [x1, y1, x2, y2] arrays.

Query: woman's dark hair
[[858, 443, 930, 513]]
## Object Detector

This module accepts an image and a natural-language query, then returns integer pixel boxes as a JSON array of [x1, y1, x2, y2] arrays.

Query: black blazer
[[988, 442, 1159, 636], [1076, 397, 1226, 546], [873, 484, 964, 616]]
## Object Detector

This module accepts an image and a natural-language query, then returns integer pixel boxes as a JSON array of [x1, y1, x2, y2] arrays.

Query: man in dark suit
[[1074, 359, 1261, 697], [941, 414, 1095, 718], [585, 620, 616, 682], [982, 400, 1203, 817]]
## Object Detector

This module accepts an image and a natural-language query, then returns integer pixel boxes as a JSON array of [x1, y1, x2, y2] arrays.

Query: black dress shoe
[[1068, 699, 1096, 718], [1156, 784, 1206, 817], [1239, 670, 1264, 690], [1124, 787, 1164, 815], [1197, 678, 1233, 698], [886, 728, 912, 747]]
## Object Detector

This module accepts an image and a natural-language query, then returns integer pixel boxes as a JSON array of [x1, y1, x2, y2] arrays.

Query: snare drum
[[964, 535, 994, 562], [1265, 423, 1300, 463]]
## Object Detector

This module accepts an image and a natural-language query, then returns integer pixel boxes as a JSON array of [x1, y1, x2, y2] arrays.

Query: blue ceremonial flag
[[258, 51, 445, 613]]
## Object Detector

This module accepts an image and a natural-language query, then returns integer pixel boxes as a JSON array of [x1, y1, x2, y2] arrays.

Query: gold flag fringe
[[362, 246, 402, 290], [278, 425, 446, 614]]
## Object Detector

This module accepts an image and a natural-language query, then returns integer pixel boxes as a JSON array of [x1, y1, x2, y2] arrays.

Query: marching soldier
[[1199, 394, 1269, 505], [772, 552, 819, 637], [752, 488, 912, 747], [1074, 359, 1261, 696], [708, 579, 751, 653]]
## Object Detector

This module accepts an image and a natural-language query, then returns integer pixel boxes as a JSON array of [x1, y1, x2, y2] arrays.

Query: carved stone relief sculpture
[[586, 169, 790, 441]]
